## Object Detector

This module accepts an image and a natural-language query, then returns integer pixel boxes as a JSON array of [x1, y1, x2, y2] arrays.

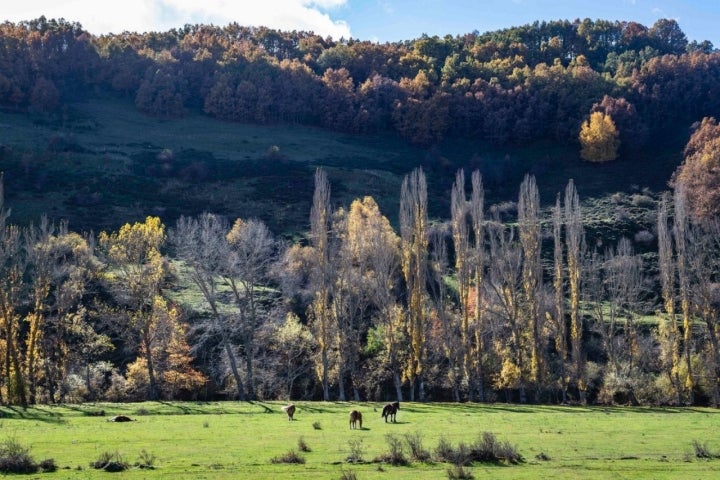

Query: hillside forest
[[0, 17, 720, 407]]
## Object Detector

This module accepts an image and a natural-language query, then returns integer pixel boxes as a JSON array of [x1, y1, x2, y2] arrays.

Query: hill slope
[[0, 98, 685, 236]]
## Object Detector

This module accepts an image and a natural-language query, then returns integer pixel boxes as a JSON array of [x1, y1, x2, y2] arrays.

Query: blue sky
[[4, 1, 719, 47]]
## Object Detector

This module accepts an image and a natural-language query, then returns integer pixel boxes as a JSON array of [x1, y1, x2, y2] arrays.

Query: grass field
[[3, 401, 719, 479]]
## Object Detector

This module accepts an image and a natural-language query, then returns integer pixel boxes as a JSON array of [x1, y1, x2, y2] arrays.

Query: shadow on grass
[[0, 406, 67, 424]]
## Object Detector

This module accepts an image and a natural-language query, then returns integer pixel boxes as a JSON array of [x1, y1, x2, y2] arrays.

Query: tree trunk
[[223, 337, 244, 401]]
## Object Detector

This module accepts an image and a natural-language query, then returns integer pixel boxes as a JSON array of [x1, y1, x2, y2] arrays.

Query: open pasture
[[2, 402, 719, 479]]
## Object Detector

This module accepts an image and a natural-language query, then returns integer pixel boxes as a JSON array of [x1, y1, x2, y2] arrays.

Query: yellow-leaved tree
[[579, 111, 620, 162], [99, 216, 168, 400]]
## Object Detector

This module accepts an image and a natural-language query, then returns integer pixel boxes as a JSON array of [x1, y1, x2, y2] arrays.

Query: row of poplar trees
[[0, 165, 718, 406]]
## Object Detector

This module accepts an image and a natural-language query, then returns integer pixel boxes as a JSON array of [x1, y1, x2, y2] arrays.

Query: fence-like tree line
[[0, 17, 718, 148], [1, 150, 719, 407]]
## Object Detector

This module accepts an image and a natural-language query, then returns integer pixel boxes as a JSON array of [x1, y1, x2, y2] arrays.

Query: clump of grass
[[535, 452, 551, 461], [135, 408, 149, 416], [693, 440, 717, 459], [446, 464, 474, 479], [270, 450, 305, 464], [0, 438, 39, 474], [91, 451, 129, 472], [298, 436, 311, 452], [405, 431, 431, 462], [135, 449, 156, 469], [340, 468, 358, 480], [374, 434, 408, 466], [346, 439, 364, 463], [312, 421, 322, 430]]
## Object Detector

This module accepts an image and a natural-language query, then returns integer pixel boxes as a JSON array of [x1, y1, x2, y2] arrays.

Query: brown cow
[[108, 415, 133, 422], [381, 401, 399, 423], [349, 410, 362, 429], [282, 403, 296, 421]]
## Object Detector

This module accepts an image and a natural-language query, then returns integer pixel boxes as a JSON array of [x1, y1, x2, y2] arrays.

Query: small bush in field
[[91, 451, 128, 472], [298, 436, 311, 452], [435, 432, 522, 466], [0, 438, 38, 474], [693, 440, 716, 459], [470, 432, 523, 465], [312, 421, 322, 430], [374, 434, 408, 466], [340, 468, 358, 480], [39, 458, 58, 472], [346, 439, 364, 463], [270, 450, 305, 464], [446, 464, 474, 479], [434, 437, 472, 466], [136, 449, 156, 469], [404, 431, 431, 462]]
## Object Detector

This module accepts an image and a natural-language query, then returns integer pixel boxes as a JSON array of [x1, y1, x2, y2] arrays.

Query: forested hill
[[0, 16, 717, 149]]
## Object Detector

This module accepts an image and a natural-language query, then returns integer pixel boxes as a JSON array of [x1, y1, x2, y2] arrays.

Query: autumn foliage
[[0, 17, 716, 149], [672, 117, 720, 222], [579, 111, 620, 162]]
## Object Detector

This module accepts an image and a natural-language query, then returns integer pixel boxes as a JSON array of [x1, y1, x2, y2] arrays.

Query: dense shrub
[[0, 439, 38, 474]]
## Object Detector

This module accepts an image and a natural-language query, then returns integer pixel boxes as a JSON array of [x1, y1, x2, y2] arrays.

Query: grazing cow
[[349, 410, 362, 429], [381, 401, 399, 423], [282, 404, 296, 421], [108, 415, 133, 422]]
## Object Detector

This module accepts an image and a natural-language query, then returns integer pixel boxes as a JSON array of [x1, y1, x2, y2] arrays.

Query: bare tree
[[171, 213, 245, 400], [361, 198, 403, 401], [428, 223, 462, 401], [224, 218, 276, 400], [486, 216, 527, 402]]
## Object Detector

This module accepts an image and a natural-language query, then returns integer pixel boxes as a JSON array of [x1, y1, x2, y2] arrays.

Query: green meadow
[[3, 401, 719, 479]]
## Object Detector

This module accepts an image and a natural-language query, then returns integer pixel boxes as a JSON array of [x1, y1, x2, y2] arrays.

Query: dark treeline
[[1, 159, 719, 408], [0, 16, 718, 147]]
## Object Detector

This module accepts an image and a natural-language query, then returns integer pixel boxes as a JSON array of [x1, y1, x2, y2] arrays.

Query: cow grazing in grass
[[381, 402, 399, 423], [108, 415, 133, 422], [349, 410, 362, 429], [282, 404, 296, 421]]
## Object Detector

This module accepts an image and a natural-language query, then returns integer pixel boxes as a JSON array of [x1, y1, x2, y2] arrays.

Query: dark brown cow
[[282, 403, 296, 421], [349, 410, 363, 429], [381, 401, 399, 423], [108, 415, 133, 422]]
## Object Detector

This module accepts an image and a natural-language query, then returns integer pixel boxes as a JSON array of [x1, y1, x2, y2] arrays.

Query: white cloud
[[2, 0, 352, 39]]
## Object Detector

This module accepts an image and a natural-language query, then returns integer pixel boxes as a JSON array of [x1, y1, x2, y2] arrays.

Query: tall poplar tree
[[400, 167, 429, 401]]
